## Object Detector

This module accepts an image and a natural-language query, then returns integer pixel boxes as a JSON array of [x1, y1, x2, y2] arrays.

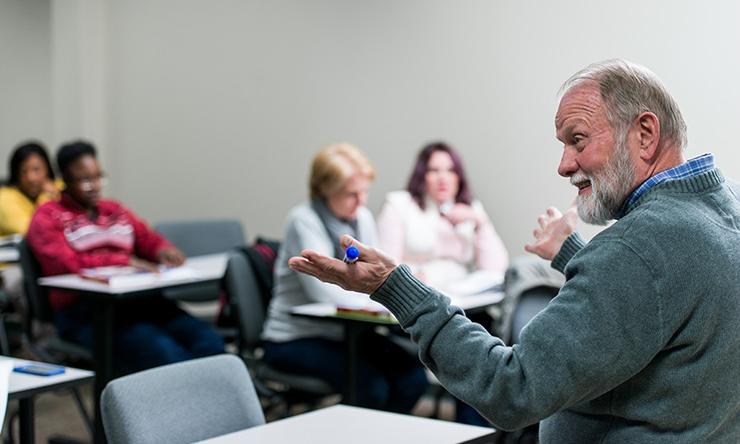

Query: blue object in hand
[[343, 246, 360, 263]]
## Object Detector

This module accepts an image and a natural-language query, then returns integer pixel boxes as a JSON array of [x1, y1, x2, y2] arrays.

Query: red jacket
[[27, 193, 172, 310]]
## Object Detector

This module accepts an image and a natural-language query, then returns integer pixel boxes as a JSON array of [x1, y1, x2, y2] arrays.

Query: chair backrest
[[154, 219, 247, 302], [240, 237, 280, 313], [223, 252, 266, 351], [154, 219, 247, 257], [101, 354, 265, 444], [17, 239, 55, 328]]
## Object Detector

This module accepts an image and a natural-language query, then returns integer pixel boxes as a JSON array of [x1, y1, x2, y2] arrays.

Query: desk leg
[[92, 299, 114, 444], [18, 398, 34, 444], [343, 324, 361, 406]]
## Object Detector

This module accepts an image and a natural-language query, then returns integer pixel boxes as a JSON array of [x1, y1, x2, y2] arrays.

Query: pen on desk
[[343, 246, 359, 264]]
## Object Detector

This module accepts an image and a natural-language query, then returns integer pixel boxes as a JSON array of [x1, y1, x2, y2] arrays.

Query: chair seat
[[256, 364, 335, 396]]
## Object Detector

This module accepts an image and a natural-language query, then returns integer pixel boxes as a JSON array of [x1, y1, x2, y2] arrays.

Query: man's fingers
[[537, 215, 547, 228], [288, 256, 317, 275], [340, 235, 371, 257], [547, 207, 563, 218]]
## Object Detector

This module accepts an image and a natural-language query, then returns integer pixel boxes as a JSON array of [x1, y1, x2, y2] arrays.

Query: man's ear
[[634, 111, 661, 161]]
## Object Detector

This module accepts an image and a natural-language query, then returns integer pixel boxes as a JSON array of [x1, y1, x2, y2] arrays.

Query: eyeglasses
[[71, 173, 107, 191]]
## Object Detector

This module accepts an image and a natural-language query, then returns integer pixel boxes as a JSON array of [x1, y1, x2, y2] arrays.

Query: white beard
[[572, 135, 635, 225]]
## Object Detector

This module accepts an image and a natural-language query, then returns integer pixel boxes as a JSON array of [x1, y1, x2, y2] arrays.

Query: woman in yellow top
[[0, 141, 61, 236]]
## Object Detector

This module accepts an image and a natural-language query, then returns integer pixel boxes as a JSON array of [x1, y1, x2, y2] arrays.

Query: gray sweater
[[372, 169, 740, 443]]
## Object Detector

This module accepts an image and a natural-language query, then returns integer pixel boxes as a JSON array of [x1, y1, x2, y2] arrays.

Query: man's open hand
[[289, 235, 398, 294]]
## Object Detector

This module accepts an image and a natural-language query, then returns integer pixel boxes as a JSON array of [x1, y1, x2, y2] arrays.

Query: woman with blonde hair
[[261, 143, 427, 413]]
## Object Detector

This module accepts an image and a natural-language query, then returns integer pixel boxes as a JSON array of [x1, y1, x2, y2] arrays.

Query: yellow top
[[0, 180, 63, 236]]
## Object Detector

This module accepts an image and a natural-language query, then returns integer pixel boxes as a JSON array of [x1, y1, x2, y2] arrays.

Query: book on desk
[[335, 300, 395, 322], [79, 265, 204, 289]]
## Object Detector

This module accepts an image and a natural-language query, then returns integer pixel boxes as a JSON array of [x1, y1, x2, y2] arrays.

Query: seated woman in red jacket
[[27, 140, 224, 374]]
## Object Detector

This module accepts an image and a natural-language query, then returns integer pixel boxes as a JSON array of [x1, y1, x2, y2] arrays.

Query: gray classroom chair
[[154, 218, 247, 302], [101, 354, 265, 444], [225, 251, 335, 412]]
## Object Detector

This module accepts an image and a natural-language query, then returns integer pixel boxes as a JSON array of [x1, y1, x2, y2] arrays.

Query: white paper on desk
[[443, 270, 504, 296], [0, 359, 12, 434], [335, 299, 389, 314], [106, 266, 204, 289]]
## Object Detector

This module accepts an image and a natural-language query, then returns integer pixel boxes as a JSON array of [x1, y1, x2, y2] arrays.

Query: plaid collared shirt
[[619, 153, 715, 217]]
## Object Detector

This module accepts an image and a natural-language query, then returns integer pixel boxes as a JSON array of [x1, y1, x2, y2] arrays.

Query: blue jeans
[[55, 298, 224, 375], [263, 333, 428, 413]]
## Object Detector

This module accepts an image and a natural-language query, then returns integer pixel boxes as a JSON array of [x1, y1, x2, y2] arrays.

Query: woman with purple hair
[[377, 141, 508, 426], [378, 141, 508, 292]]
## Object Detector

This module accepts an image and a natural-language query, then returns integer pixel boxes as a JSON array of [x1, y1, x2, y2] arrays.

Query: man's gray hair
[[560, 59, 687, 151]]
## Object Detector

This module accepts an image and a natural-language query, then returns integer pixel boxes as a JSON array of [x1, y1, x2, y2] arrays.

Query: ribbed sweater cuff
[[371, 265, 435, 326], [552, 232, 586, 273]]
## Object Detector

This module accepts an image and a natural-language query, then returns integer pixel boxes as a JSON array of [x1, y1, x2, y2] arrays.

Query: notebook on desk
[[335, 300, 395, 322], [79, 265, 204, 289]]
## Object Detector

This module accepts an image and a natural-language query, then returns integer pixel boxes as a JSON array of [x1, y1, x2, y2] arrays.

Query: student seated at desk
[[377, 141, 508, 425], [26, 140, 224, 373], [261, 143, 427, 413], [0, 141, 62, 316], [377, 141, 508, 289], [0, 141, 61, 237]]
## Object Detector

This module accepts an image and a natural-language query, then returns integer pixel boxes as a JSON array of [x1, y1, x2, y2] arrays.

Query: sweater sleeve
[[27, 205, 130, 275], [371, 238, 664, 431], [551, 232, 587, 273], [117, 203, 171, 262], [0, 189, 32, 236]]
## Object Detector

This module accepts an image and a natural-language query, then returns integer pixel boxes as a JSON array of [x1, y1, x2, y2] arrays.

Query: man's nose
[[558, 148, 578, 178]]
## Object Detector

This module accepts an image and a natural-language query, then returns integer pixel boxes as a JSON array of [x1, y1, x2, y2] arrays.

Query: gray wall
[[0, 0, 52, 161], [3, 0, 740, 255]]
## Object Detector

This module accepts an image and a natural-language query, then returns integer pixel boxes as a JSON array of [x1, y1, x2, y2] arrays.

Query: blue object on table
[[14, 363, 66, 377]]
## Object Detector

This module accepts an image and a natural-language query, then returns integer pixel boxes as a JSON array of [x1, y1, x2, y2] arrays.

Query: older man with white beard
[[288, 59, 740, 443]]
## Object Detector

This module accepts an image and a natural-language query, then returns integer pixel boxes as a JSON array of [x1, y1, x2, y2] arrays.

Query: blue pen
[[343, 246, 359, 263]]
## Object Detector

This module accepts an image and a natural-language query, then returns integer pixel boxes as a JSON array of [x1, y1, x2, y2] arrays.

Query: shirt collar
[[617, 153, 715, 218]]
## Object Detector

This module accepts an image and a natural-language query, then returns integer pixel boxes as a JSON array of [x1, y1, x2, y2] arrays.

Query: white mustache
[[570, 173, 590, 186]]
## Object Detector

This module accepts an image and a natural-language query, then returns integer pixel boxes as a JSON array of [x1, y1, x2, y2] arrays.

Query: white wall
[[0, 0, 52, 162], [4, 0, 740, 255]]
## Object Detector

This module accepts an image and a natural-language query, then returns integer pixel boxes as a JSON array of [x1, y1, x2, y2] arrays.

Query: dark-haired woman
[[377, 142, 508, 426], [377, 142, 508, 291], [0, 141, 60, 236], [0, 141, 61, 316]]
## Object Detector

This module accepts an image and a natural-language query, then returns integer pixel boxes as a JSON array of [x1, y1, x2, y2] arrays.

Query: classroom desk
[[291, 291, 504, 406], [38, 253, 228, 444], [2, 356, 94, 444], [195, 404, 497, 444], [0, 246, 20, 263]]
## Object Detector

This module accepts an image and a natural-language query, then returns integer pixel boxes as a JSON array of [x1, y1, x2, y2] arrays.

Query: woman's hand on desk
[[157, 247, 186, 267], [129, 257, 161, 273], [289, 235, 398, 294]]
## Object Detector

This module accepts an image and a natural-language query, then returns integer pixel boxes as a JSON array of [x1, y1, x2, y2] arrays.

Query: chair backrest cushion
[[224, 252, 265, 350], [154, 219, 247, 257], [240, 237, 280, 310], [17, 238, 55, 324], [101, 354, 265, 444]]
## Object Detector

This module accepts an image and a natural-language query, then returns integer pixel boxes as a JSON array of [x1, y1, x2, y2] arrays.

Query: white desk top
[[0, 356, 94, 398], [292, 290, 504, 322], [0, 246, 19, 263], [195, 405, 495, 444], [38, 253, 228, 294]]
